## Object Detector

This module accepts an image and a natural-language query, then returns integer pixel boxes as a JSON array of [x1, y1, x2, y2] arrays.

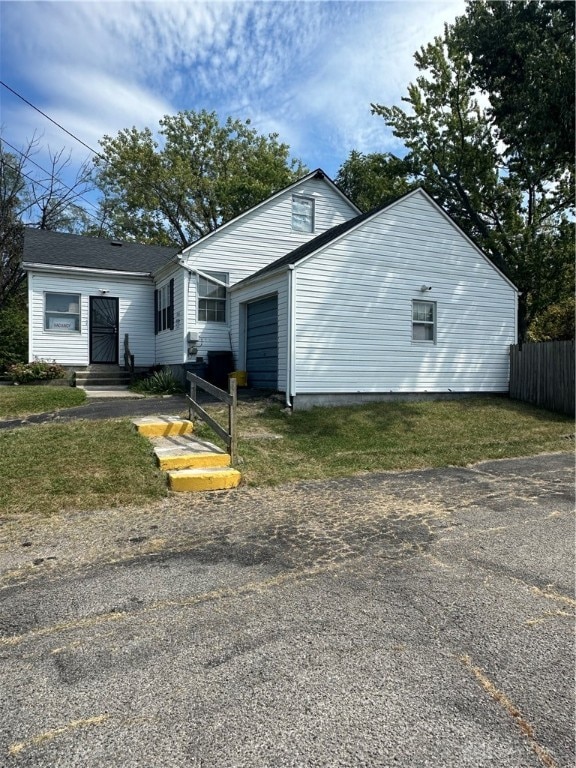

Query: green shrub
[[8, 359, 67, 384], [133, 368, 184, 394], [0, 291, 28, 372]]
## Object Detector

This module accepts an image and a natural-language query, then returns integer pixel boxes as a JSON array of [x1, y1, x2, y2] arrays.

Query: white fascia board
[[22, 262, 153, 279], [179, 169, 361, 260], [229, 265, 288, 292]]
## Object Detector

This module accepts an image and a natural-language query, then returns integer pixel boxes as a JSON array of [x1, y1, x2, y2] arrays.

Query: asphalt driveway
[[0, 452, 574, 767]]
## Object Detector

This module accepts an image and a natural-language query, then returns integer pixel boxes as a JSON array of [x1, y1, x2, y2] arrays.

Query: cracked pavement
[[0, 452, 574, 767]]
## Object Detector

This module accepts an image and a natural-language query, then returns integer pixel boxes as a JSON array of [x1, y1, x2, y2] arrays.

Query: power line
[[0, 80, 105, 160], [1, 137, 101, 213]]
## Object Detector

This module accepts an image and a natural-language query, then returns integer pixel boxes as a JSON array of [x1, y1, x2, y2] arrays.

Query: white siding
[[230, 273, 289, 391], [292, 190, 517, 394], [28, 271, 156, 366], [184, 177, 357, 358], [154, 267, 187, 365]]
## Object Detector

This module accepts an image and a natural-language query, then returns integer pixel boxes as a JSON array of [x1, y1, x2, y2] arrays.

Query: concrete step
[[75, 377, 132, 387], [133, 417, 241, 493], [133, 417, 194, 438], [167, 467, 242, 492], [74, 371, 131, 387], [152, 435, 230, 471]]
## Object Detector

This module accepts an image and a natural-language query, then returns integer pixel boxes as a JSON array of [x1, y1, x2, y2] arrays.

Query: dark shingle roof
[[23, 229, 179, 274]]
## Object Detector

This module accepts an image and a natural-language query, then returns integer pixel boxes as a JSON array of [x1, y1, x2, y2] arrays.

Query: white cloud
[[1, 0, 467, 183]]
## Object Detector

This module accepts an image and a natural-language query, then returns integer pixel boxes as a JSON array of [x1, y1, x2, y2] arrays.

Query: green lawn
[[223, 397, 574, 486], [0, 393, 572, 517], [0, 420, 167, 516], [0, 385, 86, 418]]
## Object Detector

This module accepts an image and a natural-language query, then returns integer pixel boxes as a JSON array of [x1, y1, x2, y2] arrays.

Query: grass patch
[[197, 396, 574, 486], [0, 420, 167, 516], [0, 386, 86, 419], [0, 395, 572, 517]]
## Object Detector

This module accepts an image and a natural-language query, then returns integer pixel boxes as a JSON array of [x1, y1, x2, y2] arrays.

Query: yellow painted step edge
[[157, 453, 231, 471], [168, 469, 241, 493], [136, 421, 194, 438]]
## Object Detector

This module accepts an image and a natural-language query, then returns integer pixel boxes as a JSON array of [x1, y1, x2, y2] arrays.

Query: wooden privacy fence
[[186, 372, 238, 464], [509, 340, 575, 416]]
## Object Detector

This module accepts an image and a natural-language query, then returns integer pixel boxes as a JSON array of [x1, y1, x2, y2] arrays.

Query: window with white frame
[[412, 300, 436, 342], [198, 272, 228, 323], [45, 292, 80, 331], [292, 195, 314, 233]]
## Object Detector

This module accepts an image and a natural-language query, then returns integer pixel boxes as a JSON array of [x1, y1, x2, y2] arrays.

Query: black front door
[[90, 296, 119, 364]]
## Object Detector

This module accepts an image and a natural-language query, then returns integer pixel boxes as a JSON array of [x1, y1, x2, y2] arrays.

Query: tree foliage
[[453, 0, 574, 172], [0, 148, 26, 309], [335, 151, 416, 211], [93, 110, 307, 247], [1, 138, 94, 309], [0, 138, 94, 367], [371, 2, 574, 339]]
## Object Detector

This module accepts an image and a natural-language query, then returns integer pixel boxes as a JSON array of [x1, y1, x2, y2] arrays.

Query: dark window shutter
[[168, 278, 175, 330], [154, 289, 159, 335]]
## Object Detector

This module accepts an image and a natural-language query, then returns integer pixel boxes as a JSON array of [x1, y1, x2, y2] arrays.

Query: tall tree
[[26, 147, 93, 234], [93, 110, 307, 247], [372, 8, 574, 340], [0, 148, 26, 309], [453, 0, 575, 172], [0, 137, 95, 308], [335, 151, 416, 211]]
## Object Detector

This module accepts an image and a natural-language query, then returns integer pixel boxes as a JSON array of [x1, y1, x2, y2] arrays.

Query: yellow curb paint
[[157, 453, 231, 471], [168, 468, 241, 492], [134, 420, 194, 438]]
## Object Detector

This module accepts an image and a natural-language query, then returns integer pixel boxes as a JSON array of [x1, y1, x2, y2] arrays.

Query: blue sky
[[1, 0, 464, 205]]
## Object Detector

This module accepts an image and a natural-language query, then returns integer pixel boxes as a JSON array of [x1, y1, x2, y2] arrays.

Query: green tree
[[0, 283, 28, 371], [1, 138, 94, 366], [1, 138, 95, 308], [93, 110, 307, 247], [0, 148, 26, 309], [372, 20, 574, 340], [527, 295, 575, 343], [453, 1, 574, 172], [335, 151, 416, 211]]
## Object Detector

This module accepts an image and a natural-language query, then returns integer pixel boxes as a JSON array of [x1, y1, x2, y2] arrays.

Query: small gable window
[[198, 272, 228, 323], [292, 195, 314, 233], [412, 300, 436, 342], [45, 293, 80, 332], [154, 279, 174, 334]]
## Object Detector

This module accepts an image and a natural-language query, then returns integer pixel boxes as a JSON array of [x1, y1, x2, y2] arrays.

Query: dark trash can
[[207, 351, 234, 390], [183, 360, 208, 393]]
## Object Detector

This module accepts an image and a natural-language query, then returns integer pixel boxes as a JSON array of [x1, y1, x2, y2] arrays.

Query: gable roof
[[22, 229, 179, 275], [179, 168, 361, 258], [232, 187, 518, 291]]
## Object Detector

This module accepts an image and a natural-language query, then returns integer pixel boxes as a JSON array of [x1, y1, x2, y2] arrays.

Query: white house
[[23, 170, 518, 409]]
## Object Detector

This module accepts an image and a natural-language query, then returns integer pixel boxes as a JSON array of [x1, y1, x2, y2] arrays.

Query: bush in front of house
[[132, 367, 184, 395], [8, 359, 67, 384]]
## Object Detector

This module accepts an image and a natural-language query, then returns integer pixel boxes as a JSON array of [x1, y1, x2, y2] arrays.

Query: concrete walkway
[[0, 388, 272, 430]]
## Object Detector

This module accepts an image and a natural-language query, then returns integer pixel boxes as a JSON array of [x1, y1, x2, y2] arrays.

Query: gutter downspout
[[286, 265, 296, 409]]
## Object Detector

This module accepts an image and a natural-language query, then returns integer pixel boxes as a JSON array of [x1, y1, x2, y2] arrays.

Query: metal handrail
[[186, 373, 238, 465], [123, 334, 135, 373]]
